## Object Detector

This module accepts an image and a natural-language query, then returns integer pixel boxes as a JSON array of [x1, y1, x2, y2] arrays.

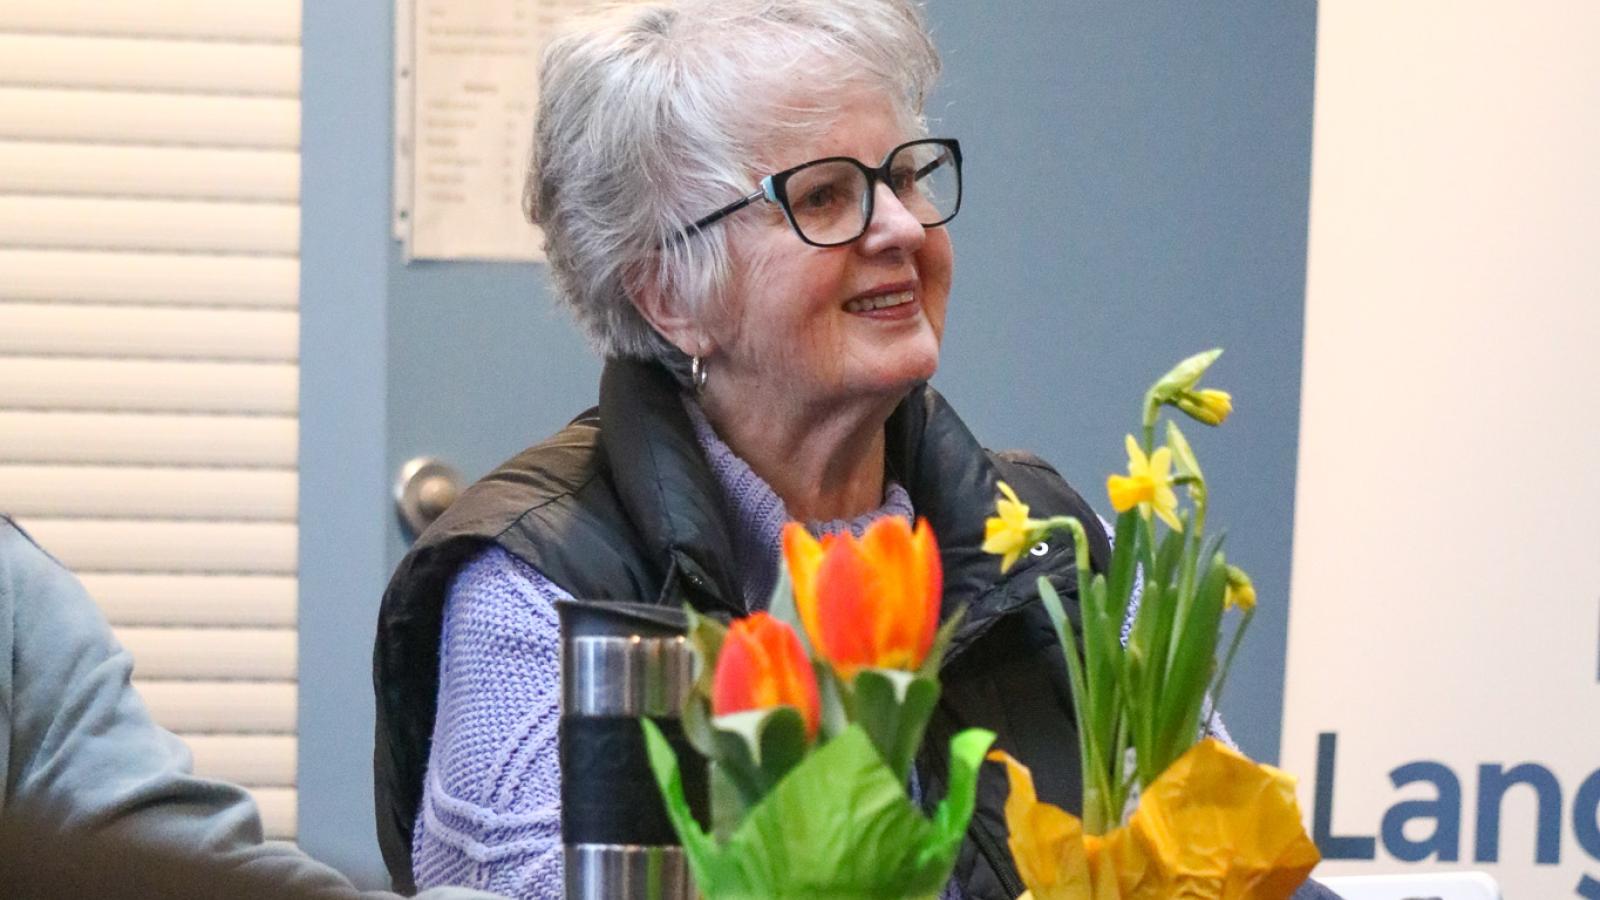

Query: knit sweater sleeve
[[412, 545, 569, 898]]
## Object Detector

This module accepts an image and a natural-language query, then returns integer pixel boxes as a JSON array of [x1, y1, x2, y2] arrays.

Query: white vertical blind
[[0, 1, 301, 839]]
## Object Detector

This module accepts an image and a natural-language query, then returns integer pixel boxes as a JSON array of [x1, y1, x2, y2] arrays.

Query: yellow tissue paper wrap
[[992, 739, 1320, 900]]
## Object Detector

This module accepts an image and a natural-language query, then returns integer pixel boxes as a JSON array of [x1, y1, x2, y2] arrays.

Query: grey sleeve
[[0, 520, 498, 899]]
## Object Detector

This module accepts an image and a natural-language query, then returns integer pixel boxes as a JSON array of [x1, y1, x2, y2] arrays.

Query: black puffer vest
[[374, 359, 1109, 899]]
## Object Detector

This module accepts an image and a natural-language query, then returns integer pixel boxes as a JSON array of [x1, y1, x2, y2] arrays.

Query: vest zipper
[[923, 712, 1026, 899], [970, 817, 1026, 899]]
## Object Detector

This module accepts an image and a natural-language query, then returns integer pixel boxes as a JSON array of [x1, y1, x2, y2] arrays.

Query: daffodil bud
[[1149, 349, 1223, 403], [1165, 420, 1204, 483], [1223, 565, 1256, 612], [1174, 388, 1233, 426]]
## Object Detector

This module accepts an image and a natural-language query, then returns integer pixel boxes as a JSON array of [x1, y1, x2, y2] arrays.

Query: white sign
[[1282, 3, 1600, 899], [396, 0, 596, 261]]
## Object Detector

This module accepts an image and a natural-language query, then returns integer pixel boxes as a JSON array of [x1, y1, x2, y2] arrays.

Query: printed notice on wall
[[396, 0, 596, 262]]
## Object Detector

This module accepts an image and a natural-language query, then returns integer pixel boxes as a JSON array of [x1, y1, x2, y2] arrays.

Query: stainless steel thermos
[[558, 600, 707, 900]]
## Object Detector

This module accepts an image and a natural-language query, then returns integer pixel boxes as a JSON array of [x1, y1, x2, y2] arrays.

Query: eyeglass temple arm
[[912, 152, 950, 182], [683, 185, 767, 237]]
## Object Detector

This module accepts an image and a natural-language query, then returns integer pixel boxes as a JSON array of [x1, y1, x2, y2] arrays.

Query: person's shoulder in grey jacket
[[0, 516, 500, 899]]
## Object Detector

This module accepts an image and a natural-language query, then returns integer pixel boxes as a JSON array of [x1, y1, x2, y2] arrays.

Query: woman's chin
[[849, 347, 941, 398]]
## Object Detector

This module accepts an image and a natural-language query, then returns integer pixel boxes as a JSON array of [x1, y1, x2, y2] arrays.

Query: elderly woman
[[375, 2, 1291, 899]]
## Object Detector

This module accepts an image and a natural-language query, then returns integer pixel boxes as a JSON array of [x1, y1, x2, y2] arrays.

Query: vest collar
[[595, 359, 1061, 640], [598, 359, 745, 615]]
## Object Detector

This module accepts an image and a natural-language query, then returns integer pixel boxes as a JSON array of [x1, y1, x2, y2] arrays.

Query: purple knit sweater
[[411, 402, 1228, 898], [411, 404, 914, 897]]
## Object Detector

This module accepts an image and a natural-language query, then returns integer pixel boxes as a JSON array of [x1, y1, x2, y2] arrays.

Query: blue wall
[[300, 0, 601, 884], [299, 0, 1315, 883], [298, 0, 396, 885], [922, 4, 1317, 763]]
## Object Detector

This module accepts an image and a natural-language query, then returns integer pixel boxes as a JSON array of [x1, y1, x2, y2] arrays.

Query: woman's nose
[[856, 182, 926, 256]]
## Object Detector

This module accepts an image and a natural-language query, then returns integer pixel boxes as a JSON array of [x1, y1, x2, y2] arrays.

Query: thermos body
[[557, 601, 707, 900]]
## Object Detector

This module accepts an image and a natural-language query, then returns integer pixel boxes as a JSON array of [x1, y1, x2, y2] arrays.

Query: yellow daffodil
[[1175, 388, 1233, 426], [1224, 565, 1257, 612], [983, 481, 1041, 573], [1106, 435, 1182, 531]]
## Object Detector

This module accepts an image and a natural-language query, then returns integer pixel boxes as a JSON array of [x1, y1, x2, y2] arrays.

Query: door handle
[[394, 456, 464, 539]]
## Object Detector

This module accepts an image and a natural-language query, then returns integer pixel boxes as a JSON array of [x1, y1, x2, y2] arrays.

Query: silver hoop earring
[[690, 355, 708, 393]]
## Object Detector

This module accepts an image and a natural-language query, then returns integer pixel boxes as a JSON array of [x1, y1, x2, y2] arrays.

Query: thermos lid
[[557, 598, 709, 850], [556, 599, 689, 640]]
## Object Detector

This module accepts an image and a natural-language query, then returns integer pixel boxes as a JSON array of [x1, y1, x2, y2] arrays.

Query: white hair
[[525, 0, 941, 365]]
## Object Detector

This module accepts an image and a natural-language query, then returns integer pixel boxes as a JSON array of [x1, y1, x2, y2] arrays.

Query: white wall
[[1282, 3, 1600, 897]]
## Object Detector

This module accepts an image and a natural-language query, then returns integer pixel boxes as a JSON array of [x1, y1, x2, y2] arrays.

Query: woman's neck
[[696, 385, 895, 523]]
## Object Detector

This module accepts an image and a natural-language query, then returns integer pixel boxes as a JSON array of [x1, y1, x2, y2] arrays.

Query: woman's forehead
[[750, 86, 913, 172]]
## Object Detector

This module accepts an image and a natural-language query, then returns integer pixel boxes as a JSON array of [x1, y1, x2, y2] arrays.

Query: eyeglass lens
[[782, 141, 959, 246]]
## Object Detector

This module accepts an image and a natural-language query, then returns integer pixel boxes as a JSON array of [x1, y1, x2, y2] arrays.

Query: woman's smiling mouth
[[843, 289, 916, 314]]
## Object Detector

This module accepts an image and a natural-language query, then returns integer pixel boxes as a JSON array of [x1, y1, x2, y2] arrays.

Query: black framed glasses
[[678, 138, 962, 248]]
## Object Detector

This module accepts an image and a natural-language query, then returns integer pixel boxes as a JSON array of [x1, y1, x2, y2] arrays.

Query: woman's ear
[[623, 256, 715, 358]]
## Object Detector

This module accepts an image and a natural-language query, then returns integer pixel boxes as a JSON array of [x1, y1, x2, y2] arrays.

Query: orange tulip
[[781, 517, 942, 681], [711, 612, 821, 738]]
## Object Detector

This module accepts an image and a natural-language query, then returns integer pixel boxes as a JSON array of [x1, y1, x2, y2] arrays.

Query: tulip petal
[[712, 627, 760, 713], [800, 516, 945, 679], [712, 613, 821, 738], [912, 518, 942, 663], [815, 535, 879, 680], [862, 518, 914, 669], [782, 524, 826, 653]]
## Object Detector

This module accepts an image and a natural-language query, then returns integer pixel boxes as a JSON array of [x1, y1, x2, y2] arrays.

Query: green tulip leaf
[[708, 706, 811, 809], [641, 718, 719, 866], [644, 723, 995, 899], [850, 668, 941, 782]]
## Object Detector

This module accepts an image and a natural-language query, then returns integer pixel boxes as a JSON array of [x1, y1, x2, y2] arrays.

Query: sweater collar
[[680, 396, 914, 612], [596, 358, 1032, 626]]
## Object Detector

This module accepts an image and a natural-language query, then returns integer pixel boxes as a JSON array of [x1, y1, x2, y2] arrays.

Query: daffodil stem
[[1142, 389, 1160, 443], [1042, 516, 1089, 563], [1040, 514, 1125, 831], [1207, 607, 1254, 734], [1173, 511, 1200, 638], [1110, 716, 1131, 821], [1138, 514, 1157, 579]]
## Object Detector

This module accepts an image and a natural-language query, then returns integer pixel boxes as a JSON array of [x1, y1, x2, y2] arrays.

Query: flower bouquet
[[641, 516, 995, 899], [979, 349, 1321, 900]]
